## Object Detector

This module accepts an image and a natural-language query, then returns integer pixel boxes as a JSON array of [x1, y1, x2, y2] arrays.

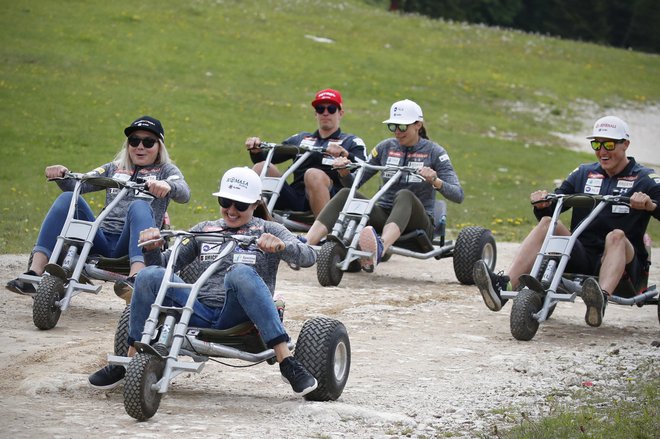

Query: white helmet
[[212, 167, 262, 204]]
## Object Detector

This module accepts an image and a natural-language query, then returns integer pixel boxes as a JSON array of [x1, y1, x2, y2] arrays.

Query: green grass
[[499, 373, 659, 439], [1, 0, 659, 253]]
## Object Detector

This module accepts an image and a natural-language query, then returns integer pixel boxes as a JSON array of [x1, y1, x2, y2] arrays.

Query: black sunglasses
[[314, 104, 339, 115], [128, 136, 159, 149], [590, 139, 624, 151], [218, 197, 252, 212], [387, 123, 410, 133]]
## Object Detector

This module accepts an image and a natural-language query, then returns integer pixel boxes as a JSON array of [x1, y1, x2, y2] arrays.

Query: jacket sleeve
[[162, 164, 191, 204], [266, 222, 316, 268]]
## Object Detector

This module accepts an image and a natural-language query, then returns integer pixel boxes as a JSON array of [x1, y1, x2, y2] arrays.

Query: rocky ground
[[0, 244, 658, 439]]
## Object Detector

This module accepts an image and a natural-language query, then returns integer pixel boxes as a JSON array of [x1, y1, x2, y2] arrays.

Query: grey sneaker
[[473, 260, 509, 312], [358, 226, 383, 273], [581, 277, 605, 327], [279, 356, 318, 397]]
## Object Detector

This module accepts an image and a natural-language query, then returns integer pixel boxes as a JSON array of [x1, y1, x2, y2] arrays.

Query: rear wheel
[[453, 226, 497, 285], [124, 353, 164, 421], [295, 317, 351, 401], [114, 306, 131, 356], [317, 242, 345, 287], [510, 288, 543, 341], [33, 275, 64, 330]]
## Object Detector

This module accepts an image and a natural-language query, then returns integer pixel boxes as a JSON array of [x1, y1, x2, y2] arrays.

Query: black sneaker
[[473, 260, 509, 312], [581, 277, 605, 327], [6, 271, 38, 296], [88, 364, 126, 390], [114, 275, 136, 304], [279, 356, 318, 397]]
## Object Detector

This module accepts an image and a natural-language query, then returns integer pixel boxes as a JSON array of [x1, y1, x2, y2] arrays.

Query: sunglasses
[[314, 104, 339, 115], [218, 197, 252, 212], [387, 123, 410, 133], [590, 139, 624, 151], [128, 136, 159, 149]]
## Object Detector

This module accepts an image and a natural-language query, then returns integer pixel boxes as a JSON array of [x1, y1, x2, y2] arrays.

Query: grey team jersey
[[55, 162, 190, 234], [342, 137, 464, 216], [144, 217, 316, 309]]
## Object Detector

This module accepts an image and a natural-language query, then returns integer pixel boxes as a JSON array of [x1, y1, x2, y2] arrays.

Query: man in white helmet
[[473, 115, 660, 327], [88, 167, 319, 397]]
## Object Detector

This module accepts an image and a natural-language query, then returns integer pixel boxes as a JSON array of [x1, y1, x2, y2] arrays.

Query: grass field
[[1, 1, 659, 436], [1, 0, 659, 252]]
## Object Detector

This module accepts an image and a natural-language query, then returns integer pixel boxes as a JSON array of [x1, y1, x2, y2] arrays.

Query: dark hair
[[418, 123, 429, 139], [253, 199, 272, 221]]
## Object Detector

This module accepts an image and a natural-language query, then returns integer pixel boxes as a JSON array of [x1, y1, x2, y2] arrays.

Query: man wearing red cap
[[245, 88, 366, 217]]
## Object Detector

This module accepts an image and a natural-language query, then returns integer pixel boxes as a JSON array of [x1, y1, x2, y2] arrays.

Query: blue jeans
[[33, 192, 155, 264], [128, 265, 289, 348]]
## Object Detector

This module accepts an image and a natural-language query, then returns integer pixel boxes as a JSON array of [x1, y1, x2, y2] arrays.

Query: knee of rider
[[606, 229, 626, 245], [135, 266, 163, 288], [128, 199, 153, 216], [537, 216, 552, 229], [304, 168, 326, 186], [225, 264, 255, 283], [394, 189, 415, 202], [53, 192, 74, 211]]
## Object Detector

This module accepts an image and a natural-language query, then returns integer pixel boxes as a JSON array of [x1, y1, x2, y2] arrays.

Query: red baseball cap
[[311, 88, 343, 109]]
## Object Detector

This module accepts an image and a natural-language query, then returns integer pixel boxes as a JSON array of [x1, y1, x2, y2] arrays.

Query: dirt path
[[0, 245, 658, 438]]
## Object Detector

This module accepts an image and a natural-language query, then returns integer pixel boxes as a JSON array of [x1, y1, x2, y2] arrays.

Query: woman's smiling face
[[127, 130, 160, 166]]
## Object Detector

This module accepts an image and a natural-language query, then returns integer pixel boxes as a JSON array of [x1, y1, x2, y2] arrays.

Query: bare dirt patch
[[0, 245, 658, 438]]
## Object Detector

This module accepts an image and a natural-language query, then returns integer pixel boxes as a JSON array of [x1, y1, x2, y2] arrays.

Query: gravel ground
[[0, 245, 658, 439]]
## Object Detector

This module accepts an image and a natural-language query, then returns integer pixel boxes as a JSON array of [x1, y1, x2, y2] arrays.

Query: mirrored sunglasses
[[590, 140, 623, 151], [128, 136, 159, 149], [387, 123, 410, 133]]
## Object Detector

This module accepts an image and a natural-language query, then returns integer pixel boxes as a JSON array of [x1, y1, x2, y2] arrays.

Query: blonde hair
[[113, 138, 172, 172]]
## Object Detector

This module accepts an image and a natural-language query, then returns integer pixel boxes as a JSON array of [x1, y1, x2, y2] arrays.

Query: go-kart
[[316, 160, 497, 287], [504, 193, 659, 341], [255, 141, 331, 232], [20, 172, 173, 330], [107, 230, 351, 421]]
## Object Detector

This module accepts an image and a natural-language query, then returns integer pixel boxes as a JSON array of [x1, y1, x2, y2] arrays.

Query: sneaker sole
[[358, 228, 377, 270], [114, 283, 133, 303], [582, 280, 603, 327], [281, 375, 319, 397], [473, 261, 502, 312], [5, 285, 36, 297], [88, 377, 125, 390]]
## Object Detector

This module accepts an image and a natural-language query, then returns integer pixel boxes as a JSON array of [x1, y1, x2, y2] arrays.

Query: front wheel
[[317, 242, 346, 287], [123, 352, 165, 421], [33, 275, 65, 330], [510, 288, 543, 341], [453, 226, 496, 285], [114, 306, 131, 356], [295, 317, 351, 401]]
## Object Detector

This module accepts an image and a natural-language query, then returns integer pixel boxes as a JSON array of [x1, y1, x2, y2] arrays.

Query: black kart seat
[[394, 229, 435, 253], [92, 255, 131, 275], [193, 322, 267, 354]]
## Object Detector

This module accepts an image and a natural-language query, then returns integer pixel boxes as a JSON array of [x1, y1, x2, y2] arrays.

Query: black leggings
[[317, 188, 433, 237]]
